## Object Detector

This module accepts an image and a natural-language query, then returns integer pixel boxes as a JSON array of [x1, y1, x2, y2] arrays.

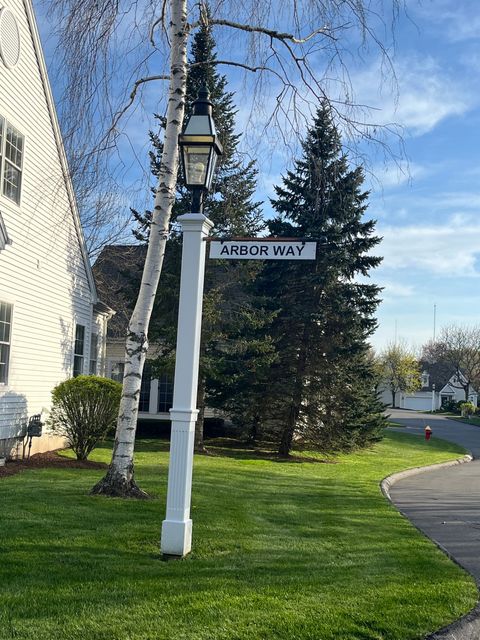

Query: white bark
[[93, 0, 188, 493]]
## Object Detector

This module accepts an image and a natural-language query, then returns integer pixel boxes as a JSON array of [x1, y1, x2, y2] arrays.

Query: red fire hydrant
[[425, 425, 432, 441]]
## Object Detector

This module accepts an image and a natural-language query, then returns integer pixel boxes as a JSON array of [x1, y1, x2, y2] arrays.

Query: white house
[[381, 361, 478, 411], [93, 245, 175, 423], [0, 0, 112, 457]]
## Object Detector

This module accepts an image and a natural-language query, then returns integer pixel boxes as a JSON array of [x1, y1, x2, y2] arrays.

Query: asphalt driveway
[[388, 409, 480, 581], [388, 409, 480, 638]]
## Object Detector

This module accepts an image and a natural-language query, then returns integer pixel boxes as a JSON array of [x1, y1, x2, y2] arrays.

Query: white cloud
[[352, 56, 472, 136], [378, 215, 480, 276], [378, 280, 416, 299], [412, 1, 480, 43], [371, 160, 429, 188]]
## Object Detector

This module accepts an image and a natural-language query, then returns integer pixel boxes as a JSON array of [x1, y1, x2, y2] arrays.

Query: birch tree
[[47, 0, 404, 496]]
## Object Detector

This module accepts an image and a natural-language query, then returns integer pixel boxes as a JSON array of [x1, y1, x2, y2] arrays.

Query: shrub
[[49, 375, 122, 460], [440, 399, 461, 414], [459, 401, 476, 418]]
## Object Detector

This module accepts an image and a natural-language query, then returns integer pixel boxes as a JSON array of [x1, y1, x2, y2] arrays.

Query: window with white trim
[[110, 361, 124, 383], [158, 374, 173, 413], [73, 324, 85, 377], [0, 301, 12, 383], [89, 333, 98, 375], [0, 117, 24, 204], [138, 362, 152, 412]]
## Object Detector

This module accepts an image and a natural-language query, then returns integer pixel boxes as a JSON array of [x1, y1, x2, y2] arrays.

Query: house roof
[[418, 360, 453, 392], [93, 245, 147, 338]]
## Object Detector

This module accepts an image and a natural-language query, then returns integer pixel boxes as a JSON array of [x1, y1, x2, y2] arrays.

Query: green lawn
[[409, 412, 480, 428], [450, 415, 480, 427], [0, 432, 477, 640]]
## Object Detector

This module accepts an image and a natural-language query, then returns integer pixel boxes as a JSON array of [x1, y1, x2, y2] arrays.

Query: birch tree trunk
[[91, 0, 188, 497]]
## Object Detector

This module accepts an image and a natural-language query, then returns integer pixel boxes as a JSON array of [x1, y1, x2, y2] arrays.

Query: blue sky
[[34, 1, 480, 353], [358, 0, 480, 351]]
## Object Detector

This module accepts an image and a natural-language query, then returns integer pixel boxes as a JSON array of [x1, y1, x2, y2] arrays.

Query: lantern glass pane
[[184, 115, 213, 135], [183, 145, 210, 186], [206, 151, 218, 189]]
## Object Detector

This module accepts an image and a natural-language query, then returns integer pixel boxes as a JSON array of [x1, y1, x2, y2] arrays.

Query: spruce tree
[[259, 102, 385, 456]]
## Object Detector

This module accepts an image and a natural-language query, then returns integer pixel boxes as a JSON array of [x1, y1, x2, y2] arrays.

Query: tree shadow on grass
[[201, 437, 337, 464], [94, 436, 337, 464]]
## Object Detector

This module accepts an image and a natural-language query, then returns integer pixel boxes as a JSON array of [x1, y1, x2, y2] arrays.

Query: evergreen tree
[[134, 13, 268, 450], [258, 102, 385, 456]]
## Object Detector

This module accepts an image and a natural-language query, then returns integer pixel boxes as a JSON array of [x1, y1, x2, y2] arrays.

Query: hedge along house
[[0, 0, 113, 457]]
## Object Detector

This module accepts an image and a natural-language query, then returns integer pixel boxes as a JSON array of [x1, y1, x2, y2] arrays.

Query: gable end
[[21, 0, 97, 301]]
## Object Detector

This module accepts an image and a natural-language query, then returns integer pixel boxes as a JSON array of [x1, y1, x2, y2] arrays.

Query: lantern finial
[[192, 85, 213, 117]]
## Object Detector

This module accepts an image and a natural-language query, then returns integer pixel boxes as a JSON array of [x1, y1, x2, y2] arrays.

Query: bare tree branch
[[150, 0, 169, 47], [196, 18, 336, 43], [110, 74, 171, 135], [191, 58, 285, 83]]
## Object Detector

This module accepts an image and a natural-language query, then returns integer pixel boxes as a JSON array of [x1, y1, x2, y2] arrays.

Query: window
[[89, 333, 98, 375], [110, 361, 124, 382], [158, 374, 174, 413], [73, 324, 85, 377], [0, 118, 24, 204], [0, 301, 12, 384], [441, 395, 453, 407], [138, 362, 152, 412]]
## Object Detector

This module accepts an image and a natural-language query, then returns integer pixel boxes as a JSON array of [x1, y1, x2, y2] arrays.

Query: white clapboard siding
[[0, 0, 98, 454]]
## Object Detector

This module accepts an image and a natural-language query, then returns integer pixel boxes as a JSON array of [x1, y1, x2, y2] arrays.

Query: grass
[[450, 415, 480, 427], [418, 412, 480, 428], [400, 411, 480, 428], [0, 432, 477, 640]]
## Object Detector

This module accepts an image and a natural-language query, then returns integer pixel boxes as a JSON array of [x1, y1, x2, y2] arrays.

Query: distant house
[[381, 361, 478, 411], [93, 245, 175, 422], [0, 0, 112, 457]]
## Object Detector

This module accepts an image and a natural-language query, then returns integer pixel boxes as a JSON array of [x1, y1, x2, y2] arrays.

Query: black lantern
[[179, 86, 223, 212]]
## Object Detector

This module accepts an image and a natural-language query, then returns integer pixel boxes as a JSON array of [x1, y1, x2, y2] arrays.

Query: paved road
[[388, 409, 480, 582]]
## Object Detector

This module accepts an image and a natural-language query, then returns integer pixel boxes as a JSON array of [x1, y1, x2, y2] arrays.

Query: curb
[[380, 454, 473, 501], [425, 602, 480, 640], [381, 453, 480, 640]]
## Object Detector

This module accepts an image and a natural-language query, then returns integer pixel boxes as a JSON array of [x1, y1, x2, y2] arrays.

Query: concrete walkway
[[388, 409, 480, 639]]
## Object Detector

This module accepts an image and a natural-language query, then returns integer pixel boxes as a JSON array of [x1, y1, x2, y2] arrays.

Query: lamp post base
[[161, 518, 192, 558]]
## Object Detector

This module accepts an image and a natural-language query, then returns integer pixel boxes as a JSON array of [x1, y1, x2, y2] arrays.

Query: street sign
[[209, 240, 316, 260]]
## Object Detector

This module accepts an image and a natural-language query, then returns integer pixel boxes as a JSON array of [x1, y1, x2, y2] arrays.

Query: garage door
[[404, 396, 431, 411]]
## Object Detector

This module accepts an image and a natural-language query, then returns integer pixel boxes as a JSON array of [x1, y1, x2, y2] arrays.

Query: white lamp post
[[161, 87, 222, 558]]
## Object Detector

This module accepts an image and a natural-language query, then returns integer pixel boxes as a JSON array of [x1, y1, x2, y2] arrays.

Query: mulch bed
[[0, 451, 107, 479]]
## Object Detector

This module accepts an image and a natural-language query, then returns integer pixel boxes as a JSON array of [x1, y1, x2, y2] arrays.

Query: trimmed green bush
[[459, 401, 476, 418], [49, 375, 122, 460], [440, 399, 461, 414]]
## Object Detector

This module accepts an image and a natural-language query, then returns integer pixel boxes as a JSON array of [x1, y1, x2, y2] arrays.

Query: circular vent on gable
[[0, 7, 20, 69]]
